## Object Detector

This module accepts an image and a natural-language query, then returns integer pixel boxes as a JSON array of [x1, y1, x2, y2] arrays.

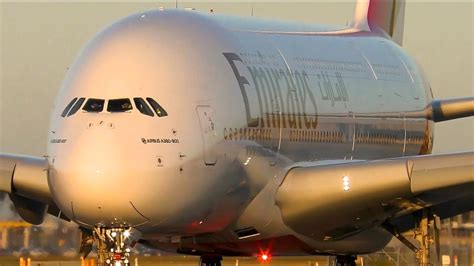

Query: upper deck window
[[83, 98, 105, 112], [133, 98, 154, 117], [61, 98, 77, 117], [107, 98, 133, 113], [146, 98, 168, 117], [67, 98, 85, 117]]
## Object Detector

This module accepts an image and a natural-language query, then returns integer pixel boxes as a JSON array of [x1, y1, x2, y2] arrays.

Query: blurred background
[[0, 1, 472, 265]]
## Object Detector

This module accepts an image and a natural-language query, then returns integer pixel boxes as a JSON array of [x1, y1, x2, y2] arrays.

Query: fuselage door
[[196, 106, 217, 165]]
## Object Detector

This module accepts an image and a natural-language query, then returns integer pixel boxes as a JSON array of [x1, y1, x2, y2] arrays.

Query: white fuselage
[[46, 10, 433, 255]]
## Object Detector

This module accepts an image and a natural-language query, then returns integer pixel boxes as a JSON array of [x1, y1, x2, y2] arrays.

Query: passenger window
[[133, 98, 154, 117], [146, 98, 168, 117], [107, 98, 133, 113], [83, 98, 105, 112], [61, 98, 77, 117], [67, 98, 85, 117]]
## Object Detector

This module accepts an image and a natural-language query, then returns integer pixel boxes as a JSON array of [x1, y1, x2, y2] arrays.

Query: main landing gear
[[80, 226, 139, 266], [384, 209, 441, 266], [335, 255, 357, 266], [199, 255, 223, 266]]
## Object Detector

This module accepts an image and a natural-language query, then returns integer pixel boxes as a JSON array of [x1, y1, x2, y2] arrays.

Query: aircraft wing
[[0, 153, 68, 224], [275, 152, 473, 241]]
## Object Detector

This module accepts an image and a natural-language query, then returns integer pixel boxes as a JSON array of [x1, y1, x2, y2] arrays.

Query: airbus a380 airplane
[[1, 0, 473, 265]]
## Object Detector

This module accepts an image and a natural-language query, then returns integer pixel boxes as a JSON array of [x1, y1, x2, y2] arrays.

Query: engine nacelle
[[0, 154, 50, 224]]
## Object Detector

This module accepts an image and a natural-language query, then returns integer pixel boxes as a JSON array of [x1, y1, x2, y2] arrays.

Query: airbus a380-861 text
[[1, 0, 473, 265]]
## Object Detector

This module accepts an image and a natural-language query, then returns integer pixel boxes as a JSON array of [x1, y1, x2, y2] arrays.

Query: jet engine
[[0, 154, 51, 224]]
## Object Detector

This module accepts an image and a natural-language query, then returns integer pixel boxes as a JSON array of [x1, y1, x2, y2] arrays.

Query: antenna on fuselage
[[175, 0, 178, 9], [251, 4, 254, 16]]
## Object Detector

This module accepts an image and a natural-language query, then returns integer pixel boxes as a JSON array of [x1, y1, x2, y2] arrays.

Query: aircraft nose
[[49, 125, 153, 226]]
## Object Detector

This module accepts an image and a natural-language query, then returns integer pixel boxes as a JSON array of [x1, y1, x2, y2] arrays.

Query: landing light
[[123, 230, 131, 238], [342, 176, 350, 191], [244, 157, 252, 166]]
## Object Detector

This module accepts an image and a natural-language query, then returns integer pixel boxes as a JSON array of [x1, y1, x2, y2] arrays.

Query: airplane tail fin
[[352, 0, 406, 45]]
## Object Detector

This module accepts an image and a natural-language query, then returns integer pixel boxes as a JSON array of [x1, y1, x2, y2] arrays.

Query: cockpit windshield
[[147, 98, 168, 117], [67, 98, 85, 117], [83, 98, 105, 112], [107, 98, 133, 113], [61, 98, 77, 117], [133, 98, 154, 117], [62, 97, 166, 117]]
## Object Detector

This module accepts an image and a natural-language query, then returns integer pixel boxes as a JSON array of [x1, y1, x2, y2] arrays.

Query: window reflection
[[108, 98, 133, 113], [134, 98, 154, 117], [146, 97, 168, 117], [83, 98, 105, 112]]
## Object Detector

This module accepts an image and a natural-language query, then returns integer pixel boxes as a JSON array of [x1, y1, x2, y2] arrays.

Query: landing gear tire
[[199, 255, 223, 266], [335, 255, 356, 266]]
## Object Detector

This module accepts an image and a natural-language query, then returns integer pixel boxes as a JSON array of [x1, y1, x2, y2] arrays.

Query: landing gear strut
[[335, 255, 356, 266], [81, 226, 139, 266], [199, 255, 223, 266], [384, 209, 441, 266], [96, 227, 137, 266], [413, 210, 441, 266]]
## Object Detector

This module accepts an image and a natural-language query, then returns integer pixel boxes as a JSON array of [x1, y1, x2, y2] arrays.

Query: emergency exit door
[[196, 106, 217, 165]]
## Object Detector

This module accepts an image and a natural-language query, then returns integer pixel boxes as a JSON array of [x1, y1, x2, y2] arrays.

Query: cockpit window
[[67, 98, 85, 117], [62, 97, 165, 117], [83, 98, 105, 112], [107, 98, 133, 113], [146, 98, 168, 117], [61, 98, 77, 117], [133, 98, 154, 117]]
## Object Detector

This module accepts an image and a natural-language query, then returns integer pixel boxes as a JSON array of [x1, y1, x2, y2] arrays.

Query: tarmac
[[0, 256, 361, 266]]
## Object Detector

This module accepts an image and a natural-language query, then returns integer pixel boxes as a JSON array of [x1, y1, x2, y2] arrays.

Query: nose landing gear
[[335, 255, 356, 266], [94, 227, 137, 266], [199, 255, 223, 266]]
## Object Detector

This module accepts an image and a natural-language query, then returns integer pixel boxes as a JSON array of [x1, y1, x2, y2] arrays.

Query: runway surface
[[0, 256, 374, 266]]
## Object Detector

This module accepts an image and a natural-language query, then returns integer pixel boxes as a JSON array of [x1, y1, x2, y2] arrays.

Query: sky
[[0, 1, 473, 156]]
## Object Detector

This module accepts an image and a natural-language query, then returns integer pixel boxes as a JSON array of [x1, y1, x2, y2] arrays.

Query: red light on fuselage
[[258, 252, 271, 263]]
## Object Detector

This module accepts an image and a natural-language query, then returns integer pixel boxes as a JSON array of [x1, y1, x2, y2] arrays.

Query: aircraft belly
[[145, 228, 392, 256]]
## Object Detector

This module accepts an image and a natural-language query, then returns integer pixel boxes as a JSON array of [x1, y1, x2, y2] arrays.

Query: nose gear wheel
[[335, 255, 356, 266], [199, 255, 223, 266]]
